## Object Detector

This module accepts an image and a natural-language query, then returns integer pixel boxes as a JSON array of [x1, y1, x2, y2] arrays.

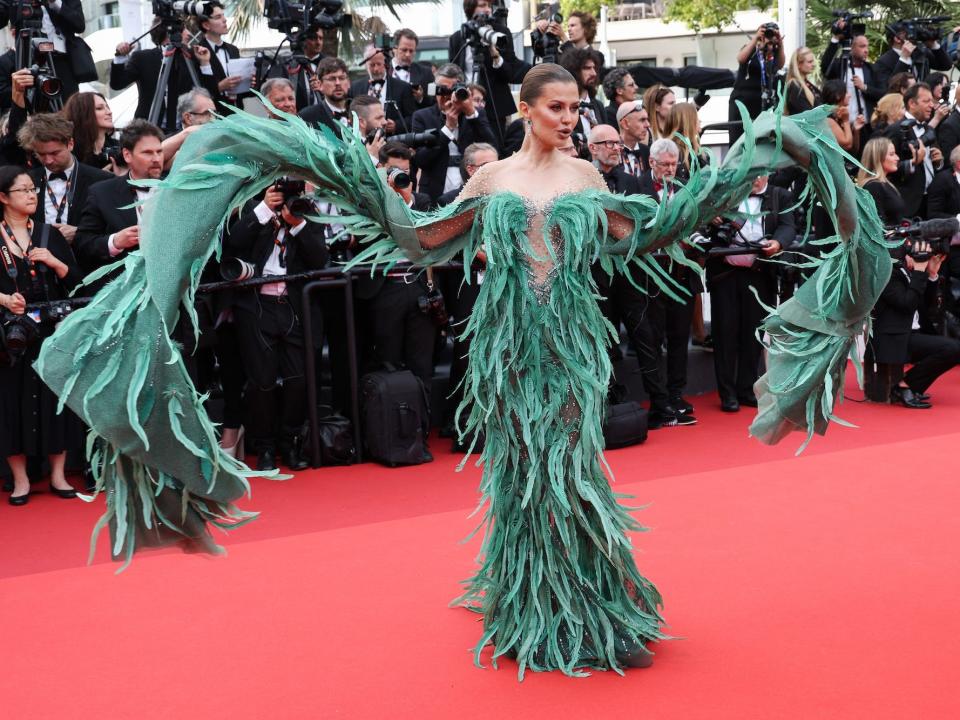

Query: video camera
[[461, 0, 510, 52], [263, 0, 349, 36], [0, 0, 44, 32], [888, 16, 951, 44], [831, 9, 873, 44], [887, 218, 958, 261], [531, 3, 563, 63], [689, 221, 772, 257], [390, 129, 442, 149]]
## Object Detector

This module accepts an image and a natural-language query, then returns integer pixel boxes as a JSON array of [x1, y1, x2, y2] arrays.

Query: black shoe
[[738, 394, 758, 408], [915, 391, 931, 402], [674, 413, 697, 426], [890, 386, 931, 409], [720, 399, 740, 413], [49, 482, 77, 499], [281, 447, 309, 471], [670, 396, 694, 415], [256, 450, 277, 471], [648, 409, 678, 429], [8, 492, 29, 506]]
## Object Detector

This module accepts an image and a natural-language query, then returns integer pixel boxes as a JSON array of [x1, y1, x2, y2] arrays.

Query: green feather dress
[[34, 104, 890, 677]]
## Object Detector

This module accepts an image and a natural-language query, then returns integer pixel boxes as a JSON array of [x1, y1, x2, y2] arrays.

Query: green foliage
[[805, 0, 960, 67], [663, 0, 773, 33]]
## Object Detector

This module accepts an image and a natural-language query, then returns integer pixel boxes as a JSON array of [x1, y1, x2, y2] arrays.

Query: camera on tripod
[[2, 0, 64, 110], [831, 9, 872, 44], [889, 16, 951, 44], [531, 4, 563, 63], [461, 0, 510, 52], [263, 0, 349, 35], [152, 0, 214, 19]]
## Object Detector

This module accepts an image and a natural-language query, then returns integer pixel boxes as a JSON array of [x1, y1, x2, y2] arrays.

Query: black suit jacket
[[393, 61, 434, 109], [267, 54, 324, 112], [351, 77, 418, 134], [109, 48, 219, 131], [29, 161, 113, 230], [870, 266, 940, 362], [74, 174, 140, 276], [926, 169, 960, 219], [299, 102, 346, 137], [883, 122, 928, 217], [410, 105, 497, 202], [224, 210, 329, 319], [197, 37, 243, 107], [820, 43, 884, 121], [0, 49, 14, 114], [937, 109, 960, 165], [874, 46, 951, 89], [601, 166, 640, 195], [448, 25, 531, 127]]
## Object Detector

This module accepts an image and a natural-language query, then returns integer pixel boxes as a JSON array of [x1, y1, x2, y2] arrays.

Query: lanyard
[[756, 48, 768, 90], [272, 220, 288, 268], [0, 219, 35, 286], [45, 170, 73, 224]]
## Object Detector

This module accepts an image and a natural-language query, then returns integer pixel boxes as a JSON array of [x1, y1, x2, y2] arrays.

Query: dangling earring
[[526, 118, 533, 128]]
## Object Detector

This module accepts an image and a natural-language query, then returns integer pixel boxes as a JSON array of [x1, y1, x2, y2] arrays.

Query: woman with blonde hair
[[857, 136, 904, 225], [663, 102, 705, 182], [785, 46, 821, 115], [642, 84, 675, 140], [871, 93, 905, 133]]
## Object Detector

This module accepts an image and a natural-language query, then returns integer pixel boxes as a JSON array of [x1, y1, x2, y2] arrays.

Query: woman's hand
[[28, 247, 68, 278], [853, 113, 866, 131], [1, 292, 26, 314]]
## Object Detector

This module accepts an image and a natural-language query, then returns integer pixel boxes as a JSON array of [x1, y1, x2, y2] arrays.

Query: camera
[[461, 0, 510, 52], [418, 287, 448, 328], [220, 257, 257, 282], [889, 16, 951, 44], [531, 3, 563, 63], [152, 0, 215, 19], [264, 0, 350, 36], [887, 218, 958, 261], [435, 82, 470, 102], [386, 166, 411, 190], [275, 177, 315, 219], [30, 62, 60, 99], [762, 22, 780, 41], [390, 129, 441, 148], [831, 10, 873, 43], [1, 311, 39, 363], [898, 117, 936, 149]]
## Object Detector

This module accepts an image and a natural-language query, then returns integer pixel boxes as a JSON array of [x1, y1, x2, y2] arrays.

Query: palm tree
[[226, 0, 428, 59]]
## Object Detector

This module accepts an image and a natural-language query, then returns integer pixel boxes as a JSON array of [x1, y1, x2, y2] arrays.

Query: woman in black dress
[[0, 166, 82, 505], [857, 137, 905, 225], [785, 47, 822, 115]]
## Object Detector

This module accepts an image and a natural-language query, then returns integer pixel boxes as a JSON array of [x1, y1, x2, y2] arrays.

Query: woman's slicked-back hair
[[519, 63, 577, 106]]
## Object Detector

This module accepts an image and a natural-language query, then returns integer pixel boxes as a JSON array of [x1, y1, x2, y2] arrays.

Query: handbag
[[67, 36, 98, 83], [306, 407, 355, 466]]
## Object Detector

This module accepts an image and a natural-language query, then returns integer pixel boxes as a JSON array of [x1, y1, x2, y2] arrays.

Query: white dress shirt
[[253, 200, 307, 296]]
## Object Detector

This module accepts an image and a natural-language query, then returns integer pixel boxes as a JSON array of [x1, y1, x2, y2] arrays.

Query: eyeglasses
[[5, 186, 39, 195], [187, 110, 214, 117], [323, 74, 350, 83], [651, 158, 678, 168], [467, 161, 494, 169], [591, 140, 623, 149]]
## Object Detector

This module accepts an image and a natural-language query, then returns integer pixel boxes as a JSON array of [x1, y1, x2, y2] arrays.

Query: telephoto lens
[[387, 166, 411, 189], [220, 257, 258, 282]]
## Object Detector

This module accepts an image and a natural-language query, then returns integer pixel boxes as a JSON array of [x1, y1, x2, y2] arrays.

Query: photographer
[[559, 47, 605, 136], [708, 175, 794, 412], [560, 11, 601, 61], [883, 82, 943, 217], [602, 67, 638, 125], [16, 113, 111, 246], [352, 44, 417, 135], [616, 100, 650, 177], [936, 84, 960, 161], [74, 120, 164, 281], [728, 23, 784, 145], [0, 164, 82, 505], [268, 24, 324, 112], [350, 95, 388, 164], [260, 76, 297, 118], [380, 141, 430, 209], [867, 241, 959, 408], [874, 21, 952, 91], [821, 23, 882, 128], [225, 181, 328, 471], [0, 0, 94, 104], [410, 62, 496, 203], [391, 29, 433, 109], [927, 145, 960, 285], [194, 1, 246, 108], [110, 20, 219, 133], [449, 0, 531, 141]]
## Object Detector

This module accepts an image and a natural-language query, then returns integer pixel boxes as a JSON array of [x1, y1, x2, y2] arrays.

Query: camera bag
[[603, 401, 648, 449], [361, 365, 431, 466]]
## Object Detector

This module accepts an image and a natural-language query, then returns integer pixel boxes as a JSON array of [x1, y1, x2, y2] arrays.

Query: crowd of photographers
[[2, 0, 960, 504]]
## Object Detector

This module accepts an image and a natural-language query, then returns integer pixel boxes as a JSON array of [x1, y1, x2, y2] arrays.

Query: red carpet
[[3, 368, 960, 719]]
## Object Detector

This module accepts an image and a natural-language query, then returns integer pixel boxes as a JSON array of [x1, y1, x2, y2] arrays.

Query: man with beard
[[559, 47, 606, 137], [299, 57, 351, 135], [602, 67, 638, 125], [352, 45, 417, 134]]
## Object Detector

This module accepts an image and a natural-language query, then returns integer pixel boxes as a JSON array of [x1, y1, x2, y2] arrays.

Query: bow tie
[[48, 171, 67, 182], [653, 180, 664, 193], [394, 65, 410, 71], [749, 192, 765, 198], [331, 110, 348, 120], [623, 147, 643, 159]]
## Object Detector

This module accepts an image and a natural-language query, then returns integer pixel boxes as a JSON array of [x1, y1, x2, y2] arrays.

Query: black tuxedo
[[937, 109, 960, 164], [575, 96, 607, 137], [410, 105, 497, 202], [109, 48, 219, 132], [874, 46, 951, 89], [926, 170, 960, 219], [351, 76, 418, 133], [820, 42, 884, 120], [74, 174, 141, 277], [29, 161, 112, 231], [448, 25, 531, 140], [883, 121, 930, 217], [392, 61, 433, 109], [600, 166, 640, 195], [708, 186, 796, 404], [299, 102, 347, 137], [266, 53, 324, 112], [0, 49, 15, 114], [197, 37, 242, 107]]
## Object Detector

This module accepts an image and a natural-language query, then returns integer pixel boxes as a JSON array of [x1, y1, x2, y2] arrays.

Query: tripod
[[148, 20, 203, 132], [450, 36, 504, 148], [836, 43, 865, 119], [14, 28, 62, 113]]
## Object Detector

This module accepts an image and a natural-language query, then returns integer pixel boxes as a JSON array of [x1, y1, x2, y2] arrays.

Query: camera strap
[[0, 243, 17, 283], [0, 219, 34, 282]]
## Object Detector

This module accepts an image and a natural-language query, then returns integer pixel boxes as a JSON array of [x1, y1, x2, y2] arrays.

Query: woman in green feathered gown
[[35, 64, 891, 679]]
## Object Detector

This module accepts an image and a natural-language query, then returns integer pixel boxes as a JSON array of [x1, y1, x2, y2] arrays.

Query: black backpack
[[603, 401, 648, 449], [361, 366, 432, 466]]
